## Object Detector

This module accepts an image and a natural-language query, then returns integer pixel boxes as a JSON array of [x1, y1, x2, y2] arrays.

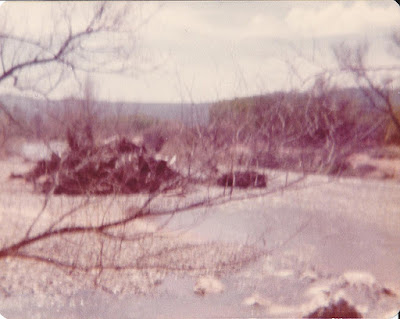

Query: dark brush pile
[[217, 171, 267, 188], [13, 137, 181, 195]]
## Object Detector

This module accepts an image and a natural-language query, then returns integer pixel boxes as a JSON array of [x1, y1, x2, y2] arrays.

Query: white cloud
[[144, 3, 244, 42], [81, 1, 400, 102], [227, 1, 400, 40], [243, 13, 289, 39], [2, 1, 399, 103], [286, 2, 400, 38], [143, 2, 400, 46]]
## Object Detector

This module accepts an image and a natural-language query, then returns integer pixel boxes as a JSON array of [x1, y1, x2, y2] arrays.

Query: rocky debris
[[380, 287, 397, 297], [304, 298, 363, 318], [302, 270, 398, 319], [217, 171, 267, 188], [300, 268, 320, 283], [338, 271, 397, 299], [242, 293, 270, 307], [11, 136, 181, 195], [341, 271, 376, 287], [193, 276, 224, 296]]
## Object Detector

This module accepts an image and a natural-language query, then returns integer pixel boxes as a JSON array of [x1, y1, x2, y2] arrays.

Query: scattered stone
[[300, 268, 320, 283], [341, 271, 376, 288], [306, 281, 333, 299], [274, 269, 294, 278], [381, 287, 397, 297], [242, 293, 269, 307], [193, 276, 224, 296]]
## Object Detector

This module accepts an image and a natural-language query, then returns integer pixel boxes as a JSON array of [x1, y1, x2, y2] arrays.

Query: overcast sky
[[1, 1, 400, 103]]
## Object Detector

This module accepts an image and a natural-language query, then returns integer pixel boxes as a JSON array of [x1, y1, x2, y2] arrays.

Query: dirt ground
[[0, 155, 399, 318], [347, 146, 400, 180]]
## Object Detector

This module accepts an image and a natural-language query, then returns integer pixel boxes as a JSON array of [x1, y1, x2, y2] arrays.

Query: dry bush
[[207, 81, 386, 176], [99, 113, 158, 140], [384, 107, 400, 145]]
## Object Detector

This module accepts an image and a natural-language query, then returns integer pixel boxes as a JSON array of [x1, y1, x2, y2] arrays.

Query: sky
[[1, 1, 400, 103]]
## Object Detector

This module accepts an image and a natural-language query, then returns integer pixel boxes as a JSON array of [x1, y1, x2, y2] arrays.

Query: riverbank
[[0, 157, 399, 318]]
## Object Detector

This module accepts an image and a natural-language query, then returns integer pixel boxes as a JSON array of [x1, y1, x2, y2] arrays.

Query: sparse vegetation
[[207, 85, 395, 176], [385, 107, 400, 145], [0, 3, 399, 318], [2, 82, 399, 180]]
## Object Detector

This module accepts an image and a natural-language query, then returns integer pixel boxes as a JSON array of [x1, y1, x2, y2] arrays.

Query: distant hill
[[0, 94, 211, 125], [210, 86, 400, 114], [1, 86, 399, 129], [101, 101, 210, 125]]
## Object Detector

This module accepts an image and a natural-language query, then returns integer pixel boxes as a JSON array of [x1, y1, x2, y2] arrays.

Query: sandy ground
[[0, 156, 399, 318], [348, 147, 400, 179]]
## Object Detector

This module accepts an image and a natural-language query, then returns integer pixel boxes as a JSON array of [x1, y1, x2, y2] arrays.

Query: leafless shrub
[[333, 37, 400, 143], [0, 2, 149, 149]]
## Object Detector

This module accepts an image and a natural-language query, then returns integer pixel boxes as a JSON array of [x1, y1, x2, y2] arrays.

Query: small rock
[[381, 287, 397, 297], [243, 293, 269, 307], [300, 268, 320, 283], [193, 276, 224, 296], [342, 271, 376, 287], [274, 269, 294, 278], [306, 280, 335, 298]]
